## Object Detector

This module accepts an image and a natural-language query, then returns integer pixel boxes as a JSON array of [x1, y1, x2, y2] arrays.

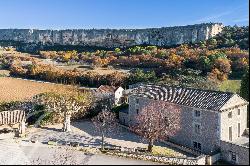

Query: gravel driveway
[[24, 120, 191, 157]]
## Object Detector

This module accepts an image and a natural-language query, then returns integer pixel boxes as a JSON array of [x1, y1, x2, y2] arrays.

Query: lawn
[[152, 145, 183, 157], [219, 79, 241, 94], [0, 77, 77, 102]]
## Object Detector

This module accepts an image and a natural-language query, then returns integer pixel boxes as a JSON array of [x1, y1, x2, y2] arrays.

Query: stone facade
[[119, 112, 129, 126], [0, 23, 223, 48], [219, 95, 248, 142], [127, 96, 221, 154], [220, 140, 249, 165], [124, 92, 248, 156]]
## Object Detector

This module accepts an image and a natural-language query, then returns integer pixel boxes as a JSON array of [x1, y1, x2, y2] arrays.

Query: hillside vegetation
[[0, 25, 248, 92]]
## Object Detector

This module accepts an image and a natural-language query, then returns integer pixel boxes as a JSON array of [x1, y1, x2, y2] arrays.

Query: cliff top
[[0, 22, 223, 31]]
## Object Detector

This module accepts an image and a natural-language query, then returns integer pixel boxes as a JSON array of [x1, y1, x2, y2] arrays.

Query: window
[[194, 110, 201, 117], [193, 141, 201, 151], [238, 123, 241, 137], [136, 98, 139, 104], [229, 126, 232, 141], [194, 123, 201, 134], [238, 109, 240, 115], [198, 143, 201, 151], [228, 111, 232, 118], [136, 109, 139, 114], [231, 152, 237, 162], [193, 142, 197, 148], [164, 117, 170, 127]]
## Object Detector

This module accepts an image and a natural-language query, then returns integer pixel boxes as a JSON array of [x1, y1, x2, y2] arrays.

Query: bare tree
[[91, 106, 118, 151], [132, 101, 181, 152]]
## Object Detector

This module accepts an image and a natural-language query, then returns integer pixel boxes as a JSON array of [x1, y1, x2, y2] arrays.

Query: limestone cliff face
[[0, 23, 223, 48]]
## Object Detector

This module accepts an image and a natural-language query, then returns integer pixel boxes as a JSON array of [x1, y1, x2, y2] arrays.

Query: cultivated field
[[56, 64, 130, 75], [0, 77, 76, 102]]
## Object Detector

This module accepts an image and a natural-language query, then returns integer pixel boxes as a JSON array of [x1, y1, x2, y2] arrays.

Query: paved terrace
[[23, 120, 194, 157]]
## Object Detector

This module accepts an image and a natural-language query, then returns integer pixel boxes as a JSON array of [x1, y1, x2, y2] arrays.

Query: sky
[[0, 0, 248, 29]]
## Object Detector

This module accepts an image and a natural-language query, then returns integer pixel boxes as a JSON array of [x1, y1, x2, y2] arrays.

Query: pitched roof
[[130, 84, 242, 111], [96, 85, 119, 93]]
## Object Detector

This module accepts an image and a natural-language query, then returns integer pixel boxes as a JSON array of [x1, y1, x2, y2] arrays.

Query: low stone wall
[[206, 153, 221, 165], [104, 150, 206, 165], [161, 140, 202, 157], [119, 124, 202, 157], [220, 140, 249, 165]]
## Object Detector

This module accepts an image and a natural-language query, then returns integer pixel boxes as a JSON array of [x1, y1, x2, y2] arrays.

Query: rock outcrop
[[0, 23, 223, 48]]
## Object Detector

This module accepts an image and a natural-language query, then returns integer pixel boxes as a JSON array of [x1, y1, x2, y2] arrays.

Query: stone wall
[[0, 23, 223, 48], [119, 112, 129, 126], [220, 101, 248, 142], [104, 150, 207, 165], [220, 140, 249, 165], [128, 96, 220, 154]]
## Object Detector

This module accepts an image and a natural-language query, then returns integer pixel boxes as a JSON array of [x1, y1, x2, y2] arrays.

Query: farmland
[[0, 77, 76, 102]]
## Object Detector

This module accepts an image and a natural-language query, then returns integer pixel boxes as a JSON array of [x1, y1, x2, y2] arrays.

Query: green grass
[[152, 146, 179, 157], [219, 80, 241, 94]]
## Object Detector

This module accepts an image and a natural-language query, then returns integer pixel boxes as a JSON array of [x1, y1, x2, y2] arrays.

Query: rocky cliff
[[0, 23, 223, 48]]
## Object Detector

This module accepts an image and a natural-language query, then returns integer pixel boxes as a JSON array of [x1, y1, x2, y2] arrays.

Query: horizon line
[[0, 22, 226, 31]]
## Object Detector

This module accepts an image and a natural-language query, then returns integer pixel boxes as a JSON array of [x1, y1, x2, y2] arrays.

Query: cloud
[[232, 18, 249, 23], [194, 4, 248, 23], [195, 11, 233, 22]]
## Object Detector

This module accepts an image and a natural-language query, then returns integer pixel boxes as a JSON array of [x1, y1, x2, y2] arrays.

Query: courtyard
[[0, 120, 194, 165]]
